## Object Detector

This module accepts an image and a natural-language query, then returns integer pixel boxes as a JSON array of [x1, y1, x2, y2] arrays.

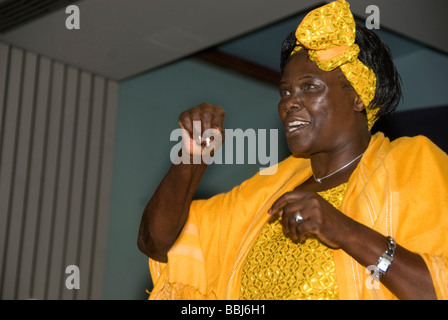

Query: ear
[[353, 94, 366, 112]]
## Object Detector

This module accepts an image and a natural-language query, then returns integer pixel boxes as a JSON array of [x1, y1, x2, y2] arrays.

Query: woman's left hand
[[268, 190, 356, 248]]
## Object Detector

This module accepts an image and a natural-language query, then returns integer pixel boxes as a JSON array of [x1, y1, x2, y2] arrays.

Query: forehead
[[282, 50, 344, 82]]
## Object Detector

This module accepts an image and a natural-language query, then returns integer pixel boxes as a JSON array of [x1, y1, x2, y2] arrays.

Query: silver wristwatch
[[374, 236, 396, 281]]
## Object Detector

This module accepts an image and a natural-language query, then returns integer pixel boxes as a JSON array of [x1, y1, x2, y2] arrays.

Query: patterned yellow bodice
[[240, 183, 347, 300]]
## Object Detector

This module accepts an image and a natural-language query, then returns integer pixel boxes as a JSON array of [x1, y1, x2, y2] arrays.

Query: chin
[[286, 139, 312, 158]]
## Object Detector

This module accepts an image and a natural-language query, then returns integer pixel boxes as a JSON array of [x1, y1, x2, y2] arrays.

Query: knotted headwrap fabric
[[290, 0, 378, 129]]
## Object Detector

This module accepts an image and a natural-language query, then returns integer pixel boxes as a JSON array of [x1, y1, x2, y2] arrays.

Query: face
[[278, 50, 366, 157]]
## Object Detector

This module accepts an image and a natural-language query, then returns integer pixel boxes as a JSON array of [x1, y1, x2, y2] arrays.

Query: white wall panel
[[0, 42, 118, 300]]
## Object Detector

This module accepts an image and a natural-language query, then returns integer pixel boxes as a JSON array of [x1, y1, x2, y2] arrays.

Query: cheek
[[308, 90, 350, 122], [277, 99, 289, 121], [306, 97, 331, 124], [277, 101, 283, 117]]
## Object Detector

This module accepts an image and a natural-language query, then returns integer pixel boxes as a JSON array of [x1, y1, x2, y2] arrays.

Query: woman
[[138, 0, 448, 299]]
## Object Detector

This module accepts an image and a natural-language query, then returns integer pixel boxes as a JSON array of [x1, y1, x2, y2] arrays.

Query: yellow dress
[[148, 133, 448, 300], [240, 183, 347, 300]]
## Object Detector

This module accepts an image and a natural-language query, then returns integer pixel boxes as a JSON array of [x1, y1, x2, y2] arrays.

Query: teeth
[[288, 120, 309, 126], [287, 120, 310, 131]]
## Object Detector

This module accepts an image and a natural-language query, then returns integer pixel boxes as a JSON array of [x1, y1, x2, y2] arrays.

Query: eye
[[279, 89, 291, 97], [303, 83, 318, 91], [301, 80, 322, 92]]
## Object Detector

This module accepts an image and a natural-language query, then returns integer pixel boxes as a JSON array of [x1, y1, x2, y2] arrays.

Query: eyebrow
[[279, 75, 319, 86]]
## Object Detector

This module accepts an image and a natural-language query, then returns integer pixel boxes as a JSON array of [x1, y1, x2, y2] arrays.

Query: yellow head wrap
[[290, 0, 378, 129]]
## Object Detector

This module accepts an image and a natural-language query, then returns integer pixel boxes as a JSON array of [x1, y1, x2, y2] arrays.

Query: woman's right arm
[[137, 103, 225, 262]]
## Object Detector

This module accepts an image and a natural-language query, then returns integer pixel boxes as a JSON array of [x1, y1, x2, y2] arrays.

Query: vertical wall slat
[[0, 41, 118, 300], [0, 48, 24, 298], [4, 51, 37, 299], [90, 80, 118, 300], [0, 42, 11, 294], [32, 60, 65, 299], [0, 42, 9, 150], [47, 66, 79, 300], [77, 76, 104, 299], [18, 56, 52, 299], [61, 70, 92, 300]]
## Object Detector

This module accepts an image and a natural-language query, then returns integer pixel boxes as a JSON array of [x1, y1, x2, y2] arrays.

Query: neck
[[310, 134, 371, 185]]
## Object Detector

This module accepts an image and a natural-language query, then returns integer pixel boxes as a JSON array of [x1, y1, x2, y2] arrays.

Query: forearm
[[341, 219, 437, 299], [138, 103, 226, 262], [138, 158, 207, 262]]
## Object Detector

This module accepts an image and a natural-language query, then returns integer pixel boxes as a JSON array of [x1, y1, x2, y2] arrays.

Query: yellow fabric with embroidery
[[240, 183, 346, 300], [147, 133, 448, 300], [291, 0, 377, 129]]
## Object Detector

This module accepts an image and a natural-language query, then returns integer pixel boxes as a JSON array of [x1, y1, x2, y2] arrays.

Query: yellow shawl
[[148, 132, 448, 300]]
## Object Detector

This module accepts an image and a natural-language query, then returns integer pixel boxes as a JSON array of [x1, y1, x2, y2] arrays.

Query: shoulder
[[239, 155, 310, 193], [358, 133, 448, 191], [378, 134, 448, 191], [191, 155, 309, 213], [387, 135, 448, 166], [390, 135, 445, 152], [369, 132, 447, 163], [210, 155, 310, 211]]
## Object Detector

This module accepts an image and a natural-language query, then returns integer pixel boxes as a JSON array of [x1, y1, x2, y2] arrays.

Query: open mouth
[[286, 120, 310, 133]]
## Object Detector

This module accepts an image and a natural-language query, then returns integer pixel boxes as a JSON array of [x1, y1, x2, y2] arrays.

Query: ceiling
[[1, 0, 447, 81]]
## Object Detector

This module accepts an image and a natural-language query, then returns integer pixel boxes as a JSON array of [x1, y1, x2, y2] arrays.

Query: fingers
[[270, 191, 345, 247], [178, 103, 226, 140], [280, 203, 308, 242], [268, 190, 304, 216], [178, 103, 226, 156], [269, 191, 320, 242]]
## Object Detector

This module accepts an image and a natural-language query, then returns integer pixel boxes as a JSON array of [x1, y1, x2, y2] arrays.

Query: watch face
[[377, 256, 392, 272]]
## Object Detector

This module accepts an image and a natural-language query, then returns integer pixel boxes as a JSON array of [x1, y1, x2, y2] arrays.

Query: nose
[[281, 95, 302, 114]]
